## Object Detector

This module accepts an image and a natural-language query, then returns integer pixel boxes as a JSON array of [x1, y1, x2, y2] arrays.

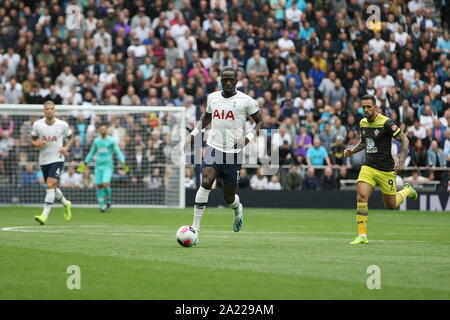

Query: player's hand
[[77, 162, 86, 173], [234, 137, 249, 149], [394, 161, 404, 174], [35, 140, 46, 148], [59, 147, 69, 156], [343, 148, 353, 158], [121, 162, 129, 174]]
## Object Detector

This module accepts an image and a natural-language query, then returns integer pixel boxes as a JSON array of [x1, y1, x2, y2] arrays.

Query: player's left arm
[[394, 131, 409, 173], [234, 111, 263, 149], [234, 97, 263, 149], [60, 134, 73, 156], [60, 124, 74, 156], [113, 139, 128, 173], [388, 120, 409, 173]]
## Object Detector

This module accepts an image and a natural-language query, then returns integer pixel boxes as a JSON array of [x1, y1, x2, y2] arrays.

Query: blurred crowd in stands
[[0, 0, 449, 191]]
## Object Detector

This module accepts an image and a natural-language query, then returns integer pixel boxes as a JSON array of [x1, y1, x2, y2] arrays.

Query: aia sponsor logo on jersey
[[42, 136, 57, 142], [213, 109, 235, 120]]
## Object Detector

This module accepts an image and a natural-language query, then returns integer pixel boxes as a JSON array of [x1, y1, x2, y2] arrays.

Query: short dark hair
[[98, 122, 108, 128], [221, 67, 237, 77], [361, 94, 376, 105]]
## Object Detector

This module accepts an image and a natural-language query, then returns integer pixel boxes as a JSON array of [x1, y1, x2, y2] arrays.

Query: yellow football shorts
[[356, 165, 397, 195]]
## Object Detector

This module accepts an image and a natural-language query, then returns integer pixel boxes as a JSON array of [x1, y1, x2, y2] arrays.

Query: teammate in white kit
[[186, 67, 263, 244], [31, 101, 74, 225]]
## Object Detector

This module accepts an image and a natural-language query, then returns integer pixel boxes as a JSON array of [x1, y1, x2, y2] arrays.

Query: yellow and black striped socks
[[356, 202, 368, 237]]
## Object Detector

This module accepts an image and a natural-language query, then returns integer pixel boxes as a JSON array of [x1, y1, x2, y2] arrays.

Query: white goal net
[[0, 105, 186, 208]]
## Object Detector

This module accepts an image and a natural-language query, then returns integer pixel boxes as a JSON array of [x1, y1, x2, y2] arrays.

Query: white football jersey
[[31, 118, 73, 165], [206, 91, 259, 153]]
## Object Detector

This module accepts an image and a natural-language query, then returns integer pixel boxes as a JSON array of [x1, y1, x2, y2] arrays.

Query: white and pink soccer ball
[[176, 225, 198, 247]]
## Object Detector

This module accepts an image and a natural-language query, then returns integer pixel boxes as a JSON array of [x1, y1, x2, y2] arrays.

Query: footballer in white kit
[[186, 67, 263, 244], [31, 101, 74, 225]]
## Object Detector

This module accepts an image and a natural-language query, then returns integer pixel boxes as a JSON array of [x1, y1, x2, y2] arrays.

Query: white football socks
[[42, 188, 55, 219], [228, 194, 241, 216], [192, 186, 211, 231], [55, 188, 68, 206]]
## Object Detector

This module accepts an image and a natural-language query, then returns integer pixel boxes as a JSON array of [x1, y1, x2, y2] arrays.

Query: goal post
[[0, 104, 186, 208]]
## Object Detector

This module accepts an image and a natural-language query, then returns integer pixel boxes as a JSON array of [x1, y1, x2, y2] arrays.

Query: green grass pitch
[[0, 206, 449, 300]]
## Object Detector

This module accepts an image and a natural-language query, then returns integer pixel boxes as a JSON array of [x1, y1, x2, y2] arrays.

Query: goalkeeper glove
[[121, 162, 129, 174], [77, 162, 87, 173]]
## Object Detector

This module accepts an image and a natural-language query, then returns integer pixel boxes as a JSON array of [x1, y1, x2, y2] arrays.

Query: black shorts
[[41, 162, 64, 182], [201, 146, 242, 187]]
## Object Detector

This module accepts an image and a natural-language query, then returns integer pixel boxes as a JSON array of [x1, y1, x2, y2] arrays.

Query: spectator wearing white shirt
[[250, 169, 269, 190], [419, 105, 436, 130], [84, 9, 98, 33], [273, 126, 292, 148], [368, 32, 386, 55], [2, 48, 21, 74], [60, 166, 82, 188], [55, 79, 70, 99], [318, 71, 336, 98], [408, 0, 424, 14], [202, 12, 221, 32], [387, 33, 398, 53], [402, 62, 416, 83], [411, 119, 426, 139], [120, 86, 140, 106], [170, 18, 189, 41], [37, 7, 51, 26], [200, 50, 213, 71], [3, 77, 23, 104], [63, 86, 83, 105], [439, 110, 450, 128], [130, 7, 151, 29], [99, 65, 116, 85], [210, 0, 227, 13], [93, 27, 112, 51], [386, 13, 399, 33], [176, 29, 198, 56], [56, 66, 77, 89], [394, 25, 408, 47], [277, 31, 295, 58], [133, 19, 152, 43], [127, 37, 147, 60], [267, 175, 282, 190], [285, 1, 302, 25], [183, 95, 196, 129], [429, 77, 442, 96], [164, 1, 177, 21], [414, 7, 425, 25], [374, 67, 395, 96], [421, 9, 437, 30]]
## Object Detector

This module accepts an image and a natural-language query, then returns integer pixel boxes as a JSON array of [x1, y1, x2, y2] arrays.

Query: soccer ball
[[176, 225, 198, 247]]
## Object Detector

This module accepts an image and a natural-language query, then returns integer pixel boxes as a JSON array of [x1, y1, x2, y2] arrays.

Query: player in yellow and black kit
[[343, 95, 418, 244]]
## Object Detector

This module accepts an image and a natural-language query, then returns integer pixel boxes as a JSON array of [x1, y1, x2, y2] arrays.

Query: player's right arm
[[30, 136, 46, 148], [30, 124, 45, 148], [187, 97, 212, 146], [343, 138, 366, 157], [78, 140, 97, 173]]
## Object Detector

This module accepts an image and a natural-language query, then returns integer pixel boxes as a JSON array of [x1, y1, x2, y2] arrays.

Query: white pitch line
[[1, 226, 446, 243]]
